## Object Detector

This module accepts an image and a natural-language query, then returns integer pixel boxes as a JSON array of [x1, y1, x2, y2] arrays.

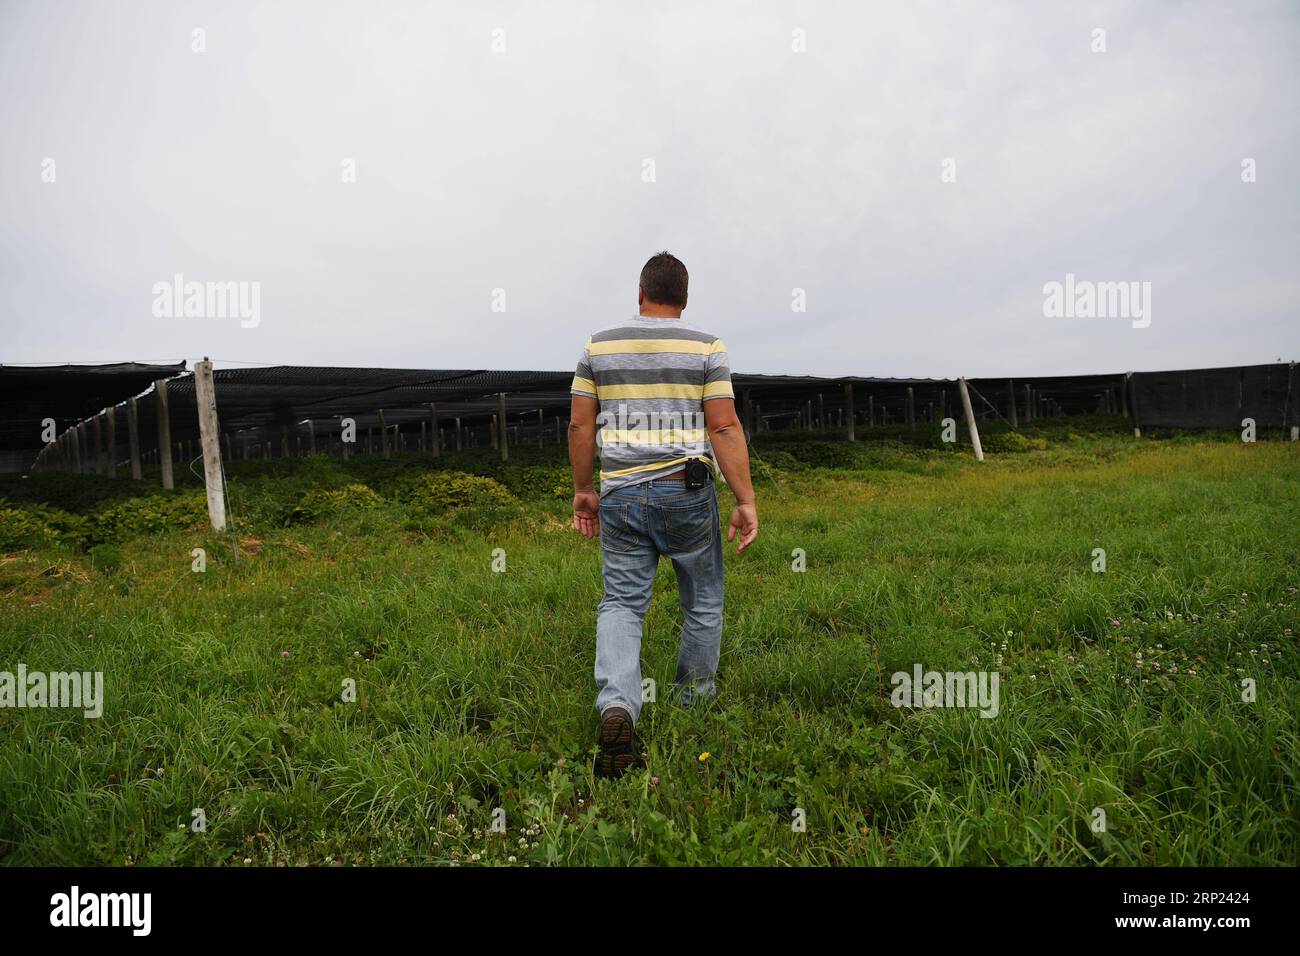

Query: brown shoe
[[595, 706, 641, 779]]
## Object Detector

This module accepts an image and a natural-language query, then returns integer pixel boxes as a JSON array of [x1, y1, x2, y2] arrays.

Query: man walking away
[[568, 251, 759, 779]]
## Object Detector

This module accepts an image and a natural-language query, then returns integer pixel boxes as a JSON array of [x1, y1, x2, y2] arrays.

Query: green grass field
[[1, 420, 1297, 866]]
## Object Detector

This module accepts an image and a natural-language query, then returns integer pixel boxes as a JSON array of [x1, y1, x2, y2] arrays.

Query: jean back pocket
[[660, 496, 715, 553], [599, 503, 640, 554]]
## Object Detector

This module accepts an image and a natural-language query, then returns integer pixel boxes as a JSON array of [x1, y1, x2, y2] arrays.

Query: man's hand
[[705, 399, 759, 554], [727, 502, 759, 553], [572, 489, 601, 538]]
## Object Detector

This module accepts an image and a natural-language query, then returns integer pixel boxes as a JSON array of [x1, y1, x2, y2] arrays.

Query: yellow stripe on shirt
[[601, 427, 708, 446], [599, 454, 719, 480], [597, 383, 705, 400], [599, 456, 691, 479], [588, 338, 726, 357], [590, 381, 731, 401]]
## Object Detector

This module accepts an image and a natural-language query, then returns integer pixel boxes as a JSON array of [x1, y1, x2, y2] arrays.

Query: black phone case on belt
[[684, 458, 711, 489]]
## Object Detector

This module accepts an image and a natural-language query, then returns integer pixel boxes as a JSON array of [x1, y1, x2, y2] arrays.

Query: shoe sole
[[599, 709, 634, 749], [596, 709, 639, 779]]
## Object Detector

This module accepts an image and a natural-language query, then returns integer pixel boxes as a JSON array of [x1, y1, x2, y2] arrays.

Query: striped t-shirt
[[571, 316, 734, 496]]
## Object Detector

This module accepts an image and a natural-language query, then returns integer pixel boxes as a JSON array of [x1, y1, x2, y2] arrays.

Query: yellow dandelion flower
[[698, 752, 711, 762]]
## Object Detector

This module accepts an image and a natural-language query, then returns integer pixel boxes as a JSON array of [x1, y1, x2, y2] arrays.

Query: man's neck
[[638, 305, 683, 319]]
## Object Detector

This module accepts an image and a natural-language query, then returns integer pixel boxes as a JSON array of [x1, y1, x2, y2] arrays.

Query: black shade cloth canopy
[[0, 362, 186, 470], [14, 360, 1297, 473]]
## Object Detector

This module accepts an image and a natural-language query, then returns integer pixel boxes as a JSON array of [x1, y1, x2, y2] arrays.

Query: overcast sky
[[2, 0, 1297, 379]]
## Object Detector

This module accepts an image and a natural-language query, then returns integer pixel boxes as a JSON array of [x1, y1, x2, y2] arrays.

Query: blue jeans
[[595, 480, 724, 724]]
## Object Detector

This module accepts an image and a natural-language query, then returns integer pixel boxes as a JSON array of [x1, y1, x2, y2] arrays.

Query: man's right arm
[[568, 394, 601, 539], [704, 398, 758, 553]]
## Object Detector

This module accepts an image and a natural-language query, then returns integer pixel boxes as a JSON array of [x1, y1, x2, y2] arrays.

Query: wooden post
[[1007, 379, 1018, 429], [868, 395, 875, 428], [193, 359, 227, 531], [105, 407, 118, 478], [73, 421, 85, 476], [555, 417, 563, 444], [1127, 372, 1141, 437], [498, 393, 509, 462], [155, 379, 174, 489], [844, 384, 856, 442], [455, 418, 462, 451], [957, 377, 984, 462], [98, 416, 110, 476], [307, 420, 316, 455], [804, 400, 813, 430], [816, 393, 824, 428], [538, 408, 544, 448], [490, 415, 499, 449], [906, 387, 915, 430], [89, 413, 103, 475], [429, 402, 441, 457], [69, 423, 82, 474], [378, 411, 389, 458]]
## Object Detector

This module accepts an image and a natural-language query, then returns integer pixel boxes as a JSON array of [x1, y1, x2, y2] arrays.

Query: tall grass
[[0, 429, 1296, 865]]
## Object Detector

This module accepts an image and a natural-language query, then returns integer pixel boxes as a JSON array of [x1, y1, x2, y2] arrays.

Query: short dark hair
[[639, 251, 689, 308]]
